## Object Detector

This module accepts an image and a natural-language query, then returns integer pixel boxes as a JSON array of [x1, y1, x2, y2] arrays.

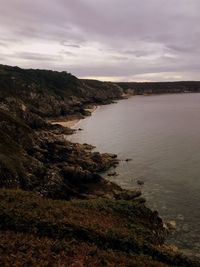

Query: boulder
[[137, 180, 144, 185]]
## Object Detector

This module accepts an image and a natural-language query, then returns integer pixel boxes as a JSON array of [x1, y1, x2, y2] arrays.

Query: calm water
[[69, 93, 200, 256]]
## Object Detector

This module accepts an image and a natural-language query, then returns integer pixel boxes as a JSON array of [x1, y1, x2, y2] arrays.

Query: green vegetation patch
[[0, 189, 199, 267]]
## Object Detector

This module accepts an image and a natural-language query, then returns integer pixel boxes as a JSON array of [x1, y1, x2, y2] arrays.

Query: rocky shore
[[0, 64, 199, 266], [49, 105, 98, 128]]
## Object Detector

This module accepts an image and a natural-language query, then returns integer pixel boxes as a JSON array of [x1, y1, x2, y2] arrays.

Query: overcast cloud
[[0, 0, 199, 81]]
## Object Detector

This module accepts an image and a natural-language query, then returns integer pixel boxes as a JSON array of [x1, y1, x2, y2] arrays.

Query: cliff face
[[0, 65, 123, 119]]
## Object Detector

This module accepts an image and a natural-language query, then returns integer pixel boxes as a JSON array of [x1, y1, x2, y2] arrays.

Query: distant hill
[[1, 65, 200, 119], [0, 64, 123, 118], [117, 81, 200, 95]]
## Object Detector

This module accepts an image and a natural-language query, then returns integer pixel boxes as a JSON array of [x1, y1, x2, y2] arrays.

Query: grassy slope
[[0, 189, 199, 267]]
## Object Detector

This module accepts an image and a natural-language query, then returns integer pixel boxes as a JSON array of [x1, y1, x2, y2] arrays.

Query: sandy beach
[[51, 119, 81, 128], [50, 105, 98, 128]]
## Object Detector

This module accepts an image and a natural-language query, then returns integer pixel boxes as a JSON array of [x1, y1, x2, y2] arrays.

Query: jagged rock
[[82, 143, 95, 150], [107, 171, 118, 177], [166, 220, 177, 231], [137, 180, 144, 185], [125, 158, 132, 162], [107, 153, 117, 159], [114, 189, 142, 200], [0, 108, 122, 200]]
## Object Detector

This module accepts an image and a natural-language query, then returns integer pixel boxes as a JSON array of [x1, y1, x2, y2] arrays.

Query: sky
[[0, 0, 200, 82]]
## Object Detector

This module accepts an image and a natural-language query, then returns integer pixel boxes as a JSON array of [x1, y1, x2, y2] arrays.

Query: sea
[[68, 93, 200, 256]]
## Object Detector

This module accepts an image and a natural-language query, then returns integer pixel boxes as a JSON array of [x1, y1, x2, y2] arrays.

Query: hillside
[[0, 189, 199, 267], [117, 81, 200, 95], [0, 65, 123, 119], [0, 65, 125, 199], [0, 65, 199, 266]]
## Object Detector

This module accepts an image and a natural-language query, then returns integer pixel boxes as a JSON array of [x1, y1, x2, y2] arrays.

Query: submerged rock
[[125, 158, 132, 162], [137, 180, 144, 185]]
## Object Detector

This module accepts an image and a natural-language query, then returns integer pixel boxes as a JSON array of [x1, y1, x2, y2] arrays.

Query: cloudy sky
[[0, 0, 200, 81]]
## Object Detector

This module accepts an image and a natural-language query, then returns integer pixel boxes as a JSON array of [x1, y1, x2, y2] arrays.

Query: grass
[[0, 189, 199, 267], [0, 231, 172, 267]]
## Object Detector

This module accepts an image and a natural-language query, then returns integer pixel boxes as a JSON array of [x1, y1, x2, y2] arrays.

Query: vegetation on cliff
[[0, 189, 199, 267], [0, 64, 123, 118], [117, 81, 200, 95], [0, 64, 199, 266]]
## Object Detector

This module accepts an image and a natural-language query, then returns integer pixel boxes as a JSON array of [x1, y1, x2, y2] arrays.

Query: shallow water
[[68, 93, 200, 255]]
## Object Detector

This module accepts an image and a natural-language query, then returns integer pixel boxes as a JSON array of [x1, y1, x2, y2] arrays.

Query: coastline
[[1, 100, 200, 265], [50, 105, 98, 128], [1, 65, 200, 265], [64, 93, 200, 260]]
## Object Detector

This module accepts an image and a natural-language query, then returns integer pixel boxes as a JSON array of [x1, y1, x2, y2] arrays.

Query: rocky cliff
[[0, 65, 123, 119], [0, 65, 125, 200], [0, 64, 199, 266]]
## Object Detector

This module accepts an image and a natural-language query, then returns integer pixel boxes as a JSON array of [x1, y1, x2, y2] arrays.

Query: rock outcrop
[[0, 108, 125, 200]]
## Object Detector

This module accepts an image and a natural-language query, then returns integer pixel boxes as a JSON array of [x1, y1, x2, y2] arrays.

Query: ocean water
[[68, 93, 200, 255]]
